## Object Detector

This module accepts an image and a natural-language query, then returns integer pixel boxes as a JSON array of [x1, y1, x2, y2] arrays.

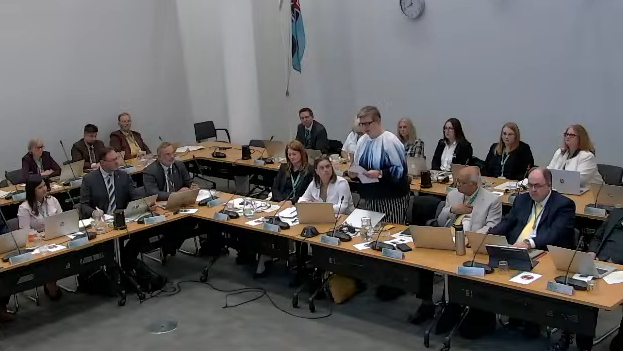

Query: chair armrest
[[426, 219, 439, 227], [215, 128, 231, 143]]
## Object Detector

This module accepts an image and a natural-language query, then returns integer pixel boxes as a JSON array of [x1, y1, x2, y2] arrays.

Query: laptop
[[547, 245, 616, 278], [59, 160, 85, 182], [44, 209, 80, 240], [589, 183, 623, 210], [165, 188, 200, 211], [124, 195, 158, 221], [411, 226, 456, 251], [344, 209, 385, 229], [406, 157, 427, 177], [263, 140, 285, 158], [0, 228, 30, 255], [549, 169, 588, 195], [306, 149, 323, 162], [466, 232, 510, 254], [295, 202, 336, 224]]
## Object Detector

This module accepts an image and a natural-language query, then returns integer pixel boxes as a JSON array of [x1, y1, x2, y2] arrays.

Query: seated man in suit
[[294, 107, 329, 154], [110, 112, 151, 160], [410, 167, 502, 326], [80, 147, 154, 271], [71, 124, 106, 171]]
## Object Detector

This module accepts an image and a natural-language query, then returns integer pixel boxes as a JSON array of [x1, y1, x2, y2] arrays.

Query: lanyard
[[532, 203, 544, 230], [500, 150, 510, 176], [464, 188, 480, 206], [290, 172, 301, 189]]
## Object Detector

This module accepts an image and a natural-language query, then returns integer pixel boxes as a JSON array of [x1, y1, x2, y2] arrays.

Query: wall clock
[[400, 0, 425, 20]]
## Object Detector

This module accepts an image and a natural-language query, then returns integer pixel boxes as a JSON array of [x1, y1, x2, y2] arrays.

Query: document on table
[[348, 165, 379, 184], [494, 181, 518, 190], [196, 189, 218, 202], [176, 145, 205, 153], [179, 209, 198, 214], [278, 207, 297, 218], [604, 271, 623, 285], [0, 190, 9, 198], [509, 272, 542, 285]]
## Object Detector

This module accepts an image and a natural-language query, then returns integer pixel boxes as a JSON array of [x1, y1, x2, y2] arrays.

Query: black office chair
[[327, 140, 343, 155], [598, 164, 623, 186], [409, 195, 442, 226], [194, 121, 231, 143], [5, 169, 23, 185], [0, 179, 8, 188]]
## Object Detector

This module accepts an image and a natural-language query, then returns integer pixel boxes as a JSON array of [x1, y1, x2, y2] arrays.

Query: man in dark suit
[[143, 142, 194, 201], [294, 107, 329, 154], [110, 112, 151, 160], [489, 167, 575, 250], [71, 124, 106, 171]]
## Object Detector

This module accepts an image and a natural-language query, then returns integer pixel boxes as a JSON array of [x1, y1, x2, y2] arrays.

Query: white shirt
[[440, 141, 457, 171], [18, 196, 63, 232], [161, 163, 172, 192], [526, 191, 551, 249], [342, 132, 359, 155], [298, 176, 355, 214], [305, 121, 314, 133]]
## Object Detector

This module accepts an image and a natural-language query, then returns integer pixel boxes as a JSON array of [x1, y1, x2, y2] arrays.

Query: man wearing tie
[[71, 124, 106, 171], [295, 107, 329, 154]]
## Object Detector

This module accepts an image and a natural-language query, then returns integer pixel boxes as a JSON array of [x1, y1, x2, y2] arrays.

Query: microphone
[[554, 236, 589, 290], [327, 196, 351, 242], [211, 146, 226, 159], [59, 140, 80, 183], [136, 195, 157, 224], [193, 155, 218, 206], [258, 136, 275, 163], [592, 181, 605, 209], [369, 223, 394, 251], [218, 192, 240, 219], [462, 232, 494, 274], [264, 188, 296, 230]]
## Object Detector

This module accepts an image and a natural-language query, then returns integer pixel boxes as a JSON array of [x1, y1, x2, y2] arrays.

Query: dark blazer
[[71, 139, 106, 170], [431, 139, 473, 171], [295, 121, 329, 154], [109, 130, 151, 160], [142, 160, 192, 201], [21, 151, 61, 182], [588, 209, 623, 264], [271, 163, 314, 204], [488, 191, 575, 250], [79, 168, 137, 219], [483, 141, 534, 180]]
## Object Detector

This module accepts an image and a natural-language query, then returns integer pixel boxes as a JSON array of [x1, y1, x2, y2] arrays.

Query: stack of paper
[[176, 145, 205, 153]]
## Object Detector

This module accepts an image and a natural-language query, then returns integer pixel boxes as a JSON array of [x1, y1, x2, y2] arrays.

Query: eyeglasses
[[358, 121, 374, 127], [443, 126, 454, 131], [35, 145, 44, 150], [502, 132, 515, 137], [563, 133, 577, 138]]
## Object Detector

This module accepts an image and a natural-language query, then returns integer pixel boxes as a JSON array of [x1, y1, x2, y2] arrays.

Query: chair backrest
[[0, 179, 7, 188], [194, 121, 217, 143], [409, 195, 442, 226], [249, 140, 265, 148], [6, 218, 19, 232], [598, 164, 623, 186], [327, 140, 343, 155], [135, 186, 146, 199], [5, 169, 23, 185]]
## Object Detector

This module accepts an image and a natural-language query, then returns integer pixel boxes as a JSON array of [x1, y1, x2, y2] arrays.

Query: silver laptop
[[44, 209, 79, 240], [295, 202, 336, 224], [411, 226, 456, 251], [59, 160, 85, 182], [466, 232, 510, 254], [549, 169, 587, 195], [407, 157, 427, 177], [124, 195, 158, 221], [590, 183, 623, 209], [0, 228, 30, 254], [547, 245, 616, 278], [264, 140, 285, 158], [165, 188, 200, 210], [344, 209, 385, 229]]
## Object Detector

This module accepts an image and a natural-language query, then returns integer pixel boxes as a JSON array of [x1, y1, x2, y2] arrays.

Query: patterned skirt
[[361, 194, 411, 225]]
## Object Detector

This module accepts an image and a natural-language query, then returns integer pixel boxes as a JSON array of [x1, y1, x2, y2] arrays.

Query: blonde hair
[[495, 122, 520, 155], [351, 116, 361, 133], [566, 124, 596, 155], [27, 138, 43, 152], [357, 106, 381, 121], [397, 118, 417, 144]]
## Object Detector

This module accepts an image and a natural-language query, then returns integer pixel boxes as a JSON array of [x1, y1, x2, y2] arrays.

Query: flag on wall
[[291, 0, 306, 72]]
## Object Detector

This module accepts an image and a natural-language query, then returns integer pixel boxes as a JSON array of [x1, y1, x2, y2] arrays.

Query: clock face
[[400, 0, 425, 20]]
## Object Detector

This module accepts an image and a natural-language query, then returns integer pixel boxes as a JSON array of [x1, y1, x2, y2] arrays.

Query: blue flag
[[291, 0, 305, 72]]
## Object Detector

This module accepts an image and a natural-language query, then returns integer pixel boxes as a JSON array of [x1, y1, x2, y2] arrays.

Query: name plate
[[381, 248, 404, 260], [9, 252, 34, 265], [547, 281, 574, 296], [144, 215, 166, 225], [69, 179, 83, 187], [68, 237, 89, 248], [11, 192, 26, 202], [445, 186, 456, 194], [263, 222, 280, 233], [207, 198, 221, 208], [457, 266, 485, 277], [121, 166, 136, 174], [320, 235, 340, 246], [213, 212, 229, 221], [584, 205, 606, 217], [253, 159, 266, 166]]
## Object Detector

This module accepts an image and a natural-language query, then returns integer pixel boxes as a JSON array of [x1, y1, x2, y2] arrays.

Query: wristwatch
[[523, 239, 532, 248]]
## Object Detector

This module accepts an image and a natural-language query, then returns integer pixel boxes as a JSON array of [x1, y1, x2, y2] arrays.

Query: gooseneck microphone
[[554, 236, 589, 290], [326, 196, 351, 242], [370, 223, 394, 251], [462, 232, 494, 274], [265, 188, 296, 230], [258, 136, 275, 163], [193, 155, 217, 206], [218, 192, 240, 219], [59, 140, 80, 182]]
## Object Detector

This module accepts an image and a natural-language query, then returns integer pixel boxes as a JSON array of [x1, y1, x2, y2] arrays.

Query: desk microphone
[[59, 140, 81, 183], [193, 155, 218, 206], [326, 196, 351, 242], [462, 232, 494, 274], [369, 222, 394, 251], [137, 195, 157, 224], [554, 236, 589, 290], [211, 146, 226, 159], [258, 136, 275, 164], [265, 189, 296, 230], [218, 192, 240, 219]]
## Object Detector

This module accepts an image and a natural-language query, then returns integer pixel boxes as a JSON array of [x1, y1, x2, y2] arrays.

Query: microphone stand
[[462, 232, 494, 274], [554, 237, 589, 290]]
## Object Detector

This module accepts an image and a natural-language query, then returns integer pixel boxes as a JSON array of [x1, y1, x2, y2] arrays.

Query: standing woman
[[431, 118, 473, 171], [17, 175, 63, 301], [349, 106, 410, 224], [341, 117, 363, 159], [21, 139, 61, 183], [547, 124, 603, 186], [299, 156, 355, 214], [271, 140, 314, 203], [397, 118, 425, 158], [483, 122, 534, 180]]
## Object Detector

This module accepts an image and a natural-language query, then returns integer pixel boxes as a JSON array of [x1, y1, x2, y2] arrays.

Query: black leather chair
[[598, 164, 623, 186], [408, 195, 443, 226], [194, 121, 230, 143], [5, 169, 23, 185]]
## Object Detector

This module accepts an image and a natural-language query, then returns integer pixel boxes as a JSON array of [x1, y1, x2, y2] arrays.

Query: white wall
[[250, 0, 623, 167], [0, 0, 194, 176]]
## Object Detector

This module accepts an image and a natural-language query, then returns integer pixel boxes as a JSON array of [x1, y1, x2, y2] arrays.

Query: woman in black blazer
[[431, 118, 473, 171], [483, 122, 534, 180], [271, 140, 314, 203], [21, 139, 61, 183]]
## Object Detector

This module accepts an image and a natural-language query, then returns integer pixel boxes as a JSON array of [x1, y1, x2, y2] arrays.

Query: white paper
[[354, 242, 373, 251], [176, 145, 205, 153], [33, 244, 66, 254], [0, 190, 9, 197], [348, 165, 379, 184], [179, 209, 198, 214], [604, 271, 623, 285], [66, 232, 85, 240], [386, 236, 413, 244], [572, 273, 594, 282], [196, 189, 218, 202], [392, 232, 412, 239], [280, 217, 299, 227], [79, 218, 93, 228], [245, 217, 265, 226], [278, 207, 297, 218], [509, 272, 542, 285], [103, 214, 114, 222], [264, 204, 281, 213], [494, 181, 518, 190]]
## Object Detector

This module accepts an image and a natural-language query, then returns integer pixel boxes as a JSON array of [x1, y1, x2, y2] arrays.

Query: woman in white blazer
[[547, 124, 603, 186], [299, 156, 355, 214]]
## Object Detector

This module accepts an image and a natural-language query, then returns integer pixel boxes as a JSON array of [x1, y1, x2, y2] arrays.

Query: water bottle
[[361, 217, 373, 241], [243, 198, 255, 219], [453, 224, 466, 256], [34, 232, 47, 254], [93, 211, 105, 234]]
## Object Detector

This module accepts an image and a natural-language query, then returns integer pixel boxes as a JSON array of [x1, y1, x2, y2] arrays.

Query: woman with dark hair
[[483, 122, 534, 180], [17, 174, 62, 301], [431, 118, 473, 171], [299, 156, 354, 214], [271, 140, 314, 203]]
